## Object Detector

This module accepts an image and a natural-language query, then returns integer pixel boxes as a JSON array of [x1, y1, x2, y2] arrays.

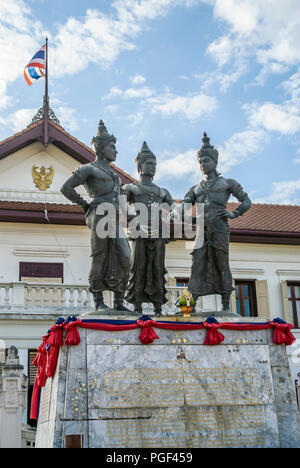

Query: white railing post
[[11, 283, 25, 307], [4, 286, 10, 305], [44, 287, 50, 307]]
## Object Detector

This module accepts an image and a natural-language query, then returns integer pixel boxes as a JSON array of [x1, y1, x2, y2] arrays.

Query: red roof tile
[[228, 202, 300, 233], [0, 120, 136, 184], [0, 200, 299, 234], [0, 201, 83, 213]]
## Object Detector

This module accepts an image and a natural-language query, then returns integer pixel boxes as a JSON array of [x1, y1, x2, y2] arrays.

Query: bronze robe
[[182, 176, 251, 297], [74, 163, 131, 294], [123, 183, 174, 306]]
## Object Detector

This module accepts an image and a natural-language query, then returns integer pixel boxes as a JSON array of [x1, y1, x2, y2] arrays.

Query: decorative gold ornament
[[32, 165, 54, 191], [180, 305, 192, 318]]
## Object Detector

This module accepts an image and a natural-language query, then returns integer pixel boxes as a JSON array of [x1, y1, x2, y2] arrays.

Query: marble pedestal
[[35, 314, 300, 448]]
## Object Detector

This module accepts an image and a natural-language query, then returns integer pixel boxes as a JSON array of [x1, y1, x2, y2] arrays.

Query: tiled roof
[[0, 201, 83, 213], [0, 120, 136, 184], [228, 202, 300, 233], [0, 120, 43, 147], [0, 200, 299, 234]]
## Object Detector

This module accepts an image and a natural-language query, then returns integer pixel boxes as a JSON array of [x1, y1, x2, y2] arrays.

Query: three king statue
[[61, 121, 251, 315]]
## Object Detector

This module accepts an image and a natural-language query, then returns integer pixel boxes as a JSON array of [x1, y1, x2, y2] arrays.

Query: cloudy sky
[[0, 0, 300, 203]]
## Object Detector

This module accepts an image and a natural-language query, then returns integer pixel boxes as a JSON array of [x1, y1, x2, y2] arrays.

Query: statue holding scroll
[[171, 133, 252, 313], [61, 120, 131, 312], [122, 142, 177, 315]]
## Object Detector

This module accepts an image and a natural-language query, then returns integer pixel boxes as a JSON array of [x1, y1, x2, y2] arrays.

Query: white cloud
[[254, 62, 289, 87], [156, 148, 199, 182], [0, 103, 79, 134], [147, 91, 218, 120], [103, 85, 154, 100], [214, 0, 259, 35], [0, 0, 44, 110], [104, 85, 218, 121], [127, 112, 144, 127], [0, 0, 208, 111], [124, 87, 154, 99], [217, 129, 268, 173], [208, 0, 300, 87], [254, 178, 300, 205], [55, 106, 79, 132], [130, 74, 146, 85], [207, 35, 233, 67], [154, 128, 268, 184], [50, 10, 136, 76], [50, 0, 208, 77], [244, 102, 300, 135], [0, 108, 36, 132], [282, 70, 300, 103], [195, 59, 247, 92], [102, 86, 123, 100]]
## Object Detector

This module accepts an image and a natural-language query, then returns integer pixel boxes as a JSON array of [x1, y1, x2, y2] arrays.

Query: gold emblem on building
[[32, 165, 54, 191]]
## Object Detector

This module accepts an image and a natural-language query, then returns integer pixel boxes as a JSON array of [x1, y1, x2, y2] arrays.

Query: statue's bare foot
[[134, 303, 143, 315], [94, 294, 109, 311], [114, 303, 132, 312], [154, 304, 162, 316]]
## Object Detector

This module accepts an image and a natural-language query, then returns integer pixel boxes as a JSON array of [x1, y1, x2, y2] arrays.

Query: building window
[[27, 349, 38, 428], [19, 262, 64, 307], [19, 262, 64, 282], [287, 283, 300, 328], [235, 281, 258, 317], [176, 278, 189, 287]]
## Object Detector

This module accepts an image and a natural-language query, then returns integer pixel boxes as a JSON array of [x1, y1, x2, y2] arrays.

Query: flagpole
[[43, 37, 49, 147]]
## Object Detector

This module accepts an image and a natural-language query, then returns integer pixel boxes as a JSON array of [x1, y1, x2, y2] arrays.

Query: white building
[[0, 114, 299, 444]]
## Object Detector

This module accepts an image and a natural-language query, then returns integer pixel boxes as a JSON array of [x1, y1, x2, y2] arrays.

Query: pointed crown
[[135, 141, 156, 168], [91, 119, 116, 156], [197, 132, 218, 164]]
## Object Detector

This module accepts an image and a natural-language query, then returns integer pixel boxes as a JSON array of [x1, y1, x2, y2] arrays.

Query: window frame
[[19, 262, 64, 282], [234, 280, 258, 318], [287, 282, 300, 328], [175, 278, 189, 287], [27, 348, 38, 428]]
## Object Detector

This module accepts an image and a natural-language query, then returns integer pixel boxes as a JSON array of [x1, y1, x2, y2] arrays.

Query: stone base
[[35, 313, 300, 448], [81, 307, 238, 318]]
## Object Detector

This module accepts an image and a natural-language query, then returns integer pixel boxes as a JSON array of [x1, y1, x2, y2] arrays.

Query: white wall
[[0, 222, 90, 284], [0, 142, 88, 203]]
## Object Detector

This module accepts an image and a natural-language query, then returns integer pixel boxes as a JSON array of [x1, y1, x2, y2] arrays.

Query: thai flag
[[24, 44, 46, 86]]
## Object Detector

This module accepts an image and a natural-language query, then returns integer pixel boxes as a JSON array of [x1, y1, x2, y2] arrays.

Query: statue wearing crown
[[122, 142, 177, 315], [60, 120, 131, 311], [172, 133, 252, 313]]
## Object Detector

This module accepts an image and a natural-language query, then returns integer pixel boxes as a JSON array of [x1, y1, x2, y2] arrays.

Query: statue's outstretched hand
[[218, 209, 236, 219], [168, 209, 180, 221], [82, 201, 91, 213]]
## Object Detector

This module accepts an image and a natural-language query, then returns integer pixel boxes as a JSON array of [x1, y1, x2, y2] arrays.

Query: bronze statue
[[60, 120, 131, 311], [122, 142, 177, 315], [172, 133, 252, 313]]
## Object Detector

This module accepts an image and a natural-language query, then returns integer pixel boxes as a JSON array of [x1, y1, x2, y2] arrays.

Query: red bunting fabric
[[203, 321, 225, 345], [30, 316, 296, 420], [136, 319, 160, 344]]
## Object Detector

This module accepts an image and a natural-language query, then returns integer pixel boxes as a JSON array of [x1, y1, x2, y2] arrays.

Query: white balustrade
[[0, 189, 90, 205], [0, 282, 224, 313]]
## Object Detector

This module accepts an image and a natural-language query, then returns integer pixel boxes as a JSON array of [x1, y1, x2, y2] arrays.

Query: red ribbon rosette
[[137, 318, 159, 344], [33, 333, 50, 387], [203, 318, 224, 345], [65, 320, 81, 346], [45, 319, 65, 378], [269, 320, 296, 346]]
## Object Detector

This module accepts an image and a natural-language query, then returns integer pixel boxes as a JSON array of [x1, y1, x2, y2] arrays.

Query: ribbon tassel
[[137, 318, 159, 344], [65, 324, 81, 346], [270, 319, 296, 346], [203, 318, 224, 345]]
